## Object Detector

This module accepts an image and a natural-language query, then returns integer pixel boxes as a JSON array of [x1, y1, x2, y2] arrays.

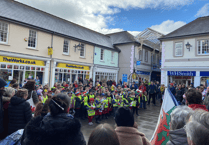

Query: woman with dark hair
[[21, 94, 86, 145], [88, 123, 120, 145], [8, 89, 32, 135], [115, 107, 150, 145], [34, 100, 50, 117], [23, 80, 39, 105], [9, 79, 17, 87]]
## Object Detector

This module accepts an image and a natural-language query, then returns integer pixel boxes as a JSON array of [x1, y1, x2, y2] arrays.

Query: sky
[[15, 0, 209, 36]]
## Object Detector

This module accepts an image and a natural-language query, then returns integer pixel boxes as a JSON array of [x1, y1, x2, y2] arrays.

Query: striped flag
[[150, 88, 179, 145]]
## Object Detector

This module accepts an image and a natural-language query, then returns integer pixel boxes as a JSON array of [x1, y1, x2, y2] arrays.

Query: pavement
[[80, 103, 161, 142]]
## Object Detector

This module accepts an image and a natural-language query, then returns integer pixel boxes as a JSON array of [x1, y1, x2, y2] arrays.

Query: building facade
[[160, 16, 209, 87]]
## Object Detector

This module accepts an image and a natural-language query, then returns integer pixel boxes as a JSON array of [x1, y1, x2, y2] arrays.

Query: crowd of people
[[0, 77, 209, 145]]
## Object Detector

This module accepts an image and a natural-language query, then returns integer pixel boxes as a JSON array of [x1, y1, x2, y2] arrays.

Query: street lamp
[[186, 42, 192, 51], [74, 43, 82, 52]]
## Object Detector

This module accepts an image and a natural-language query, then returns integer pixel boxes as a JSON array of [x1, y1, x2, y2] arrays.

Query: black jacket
[[8, 97, 32, 135], [21, 113, 86, 145], [27, 90, 39, 105], [176, 88, 183, 102], [0, 90, 4, 133]]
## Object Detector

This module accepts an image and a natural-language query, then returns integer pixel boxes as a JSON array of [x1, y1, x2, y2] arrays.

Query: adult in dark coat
[[175, 85, 184, 105], [23, 80, 39, 105], [8, 89, 32, 135], [0, 78, 7, 134], [170, 83, 176, 97], [148, 81, 156, 105], [21, 94, 86, 145]]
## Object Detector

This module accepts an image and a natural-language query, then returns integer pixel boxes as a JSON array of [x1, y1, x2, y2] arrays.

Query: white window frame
[[80, 43, 85, 58], [28, 29, 37, 49], [100, 49, 104, 61], [111, 51, 114, 62], [145, 51, 148, 62], [197, 39, 209, 55], [63, 39, 69, 55], [174, 42, 183, 57], [0, 21, 9, 44]]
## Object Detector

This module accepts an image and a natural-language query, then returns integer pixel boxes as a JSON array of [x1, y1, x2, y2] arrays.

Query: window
[[111, 51, 114, 62], [139, 50, 142, 60], [153, 53, 156, 64], [80, 43, 85, 57], [174, 42, 183, 56], [197, 40, 209, 55], [100, 49, 104, 60], [28, 30, 37, 48], [0, 22, 9, 44], [63, 39, 69, 54], [145, 51, 148, 62]]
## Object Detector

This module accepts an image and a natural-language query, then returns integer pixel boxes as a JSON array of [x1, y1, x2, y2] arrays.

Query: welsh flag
[[150, 88, 179, 145]]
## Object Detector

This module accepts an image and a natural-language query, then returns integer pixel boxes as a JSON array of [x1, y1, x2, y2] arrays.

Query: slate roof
[[106, 31, 136, 45], [0, 0, 115, 49], [160, 16, 209, 40]]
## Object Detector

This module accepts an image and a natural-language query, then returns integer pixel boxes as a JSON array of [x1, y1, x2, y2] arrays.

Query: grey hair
[[5, 87, 15, 97], [170, 105, 193, 130], [191, 109, 209, 129], [185, 121, 209, 145]]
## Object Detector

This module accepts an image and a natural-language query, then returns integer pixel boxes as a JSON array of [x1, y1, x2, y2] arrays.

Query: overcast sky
[[15, 0, 209, 36]]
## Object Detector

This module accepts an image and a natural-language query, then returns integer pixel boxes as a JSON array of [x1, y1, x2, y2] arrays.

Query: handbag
[[26, 91, 36, 114]]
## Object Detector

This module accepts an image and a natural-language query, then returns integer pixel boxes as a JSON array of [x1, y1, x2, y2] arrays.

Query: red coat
[[139, 85, 146, 93], [112, 82, 116, 86]]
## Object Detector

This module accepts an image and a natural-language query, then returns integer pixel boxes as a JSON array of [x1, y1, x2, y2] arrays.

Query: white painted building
[[160, 16, 209, 87]]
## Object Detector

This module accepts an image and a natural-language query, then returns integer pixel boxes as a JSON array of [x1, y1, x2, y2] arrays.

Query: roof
[[160, 16, 209, 40], [0, 0, 116, 50], [106, 31, 136, 45]]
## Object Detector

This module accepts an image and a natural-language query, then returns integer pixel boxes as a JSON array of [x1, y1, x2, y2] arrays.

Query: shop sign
[[136, 61, 141, 66], [136, 71, 150, 75], [57, 63, 90, 70], [0, 56, 45, 66], [200, 71, 209, 76], [153, 65, 157, 69], [167, 71, 196, 76], [122, 74, 128, 83]]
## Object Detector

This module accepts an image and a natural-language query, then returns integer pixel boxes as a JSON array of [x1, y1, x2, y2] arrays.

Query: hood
[[115, 126, 145, 137], [24, 114, 81, 144], [169, 128, 188, 145], [10, 96, 26, 105], [188, 104, 208, 111]]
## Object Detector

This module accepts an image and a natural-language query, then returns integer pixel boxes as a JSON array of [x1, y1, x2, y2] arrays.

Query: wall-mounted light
[[74, 43, 81, 52], [186, 42, 192, 51]]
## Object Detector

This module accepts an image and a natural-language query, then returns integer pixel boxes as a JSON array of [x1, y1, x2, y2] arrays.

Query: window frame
[[79, 43, 85, 58], [139, 49, 143, 61], [145, 50, 148, 62], [100, 49, 104, 61], [111, 51, 114, 62], [28, 29, 37, 49], [173, 41, 184, 57], [63, 39, 70, 55], [197, 39, 209, 56], [0, 21, 9, 44]]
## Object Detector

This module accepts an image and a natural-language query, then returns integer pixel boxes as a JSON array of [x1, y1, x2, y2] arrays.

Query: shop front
[[199, 71, 209, 87], [167, 71, 195, 87], [0, 55, 49, 87], [52, 61, 92, 86], [93, 67, 119, 85], [136, 70, 151, 82]]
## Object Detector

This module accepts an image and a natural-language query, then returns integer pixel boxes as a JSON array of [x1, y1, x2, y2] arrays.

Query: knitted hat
[[115, 107, 134, 127], [0, 78, 7, 88], [90, 98, 94, 102]]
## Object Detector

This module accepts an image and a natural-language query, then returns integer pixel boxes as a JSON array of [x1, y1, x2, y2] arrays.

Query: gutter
[[0, 16, 120, 52]]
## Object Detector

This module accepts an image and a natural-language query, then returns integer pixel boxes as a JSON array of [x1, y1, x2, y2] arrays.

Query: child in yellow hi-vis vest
[[140, 91, 147, 109], [132, 93, 140, 116], [87, 98, 96, 126]]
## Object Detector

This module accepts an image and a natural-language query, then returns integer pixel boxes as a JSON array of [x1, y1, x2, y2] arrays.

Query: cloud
[[195, 3, 209, 17], [150, 20, 186, 34], [15, 0, 193, 34], [128, 31, 141, 36]]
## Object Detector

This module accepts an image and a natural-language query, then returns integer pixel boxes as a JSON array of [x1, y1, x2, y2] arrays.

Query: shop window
[[7, 65, 12, 69], [31, 67, 35, 70], [80, 44, 85, 57], [197, 40, 209, 55], [1, 64, 6, 68], [0, 21, 9, 44], [174, 42, 183, 56], [145, 51, 148, 62], [36, 67, 40, 71], [63, 39, 69, 55], [100, 49, 104, 61], [64, 69, 67, 73], [111, 52, 114, 62], [20, 66, 24, 70], [14, 65, 19, 69], [139, 50, 143, 61], [28, 30, 37, 48], [26, 66, 30, 70]]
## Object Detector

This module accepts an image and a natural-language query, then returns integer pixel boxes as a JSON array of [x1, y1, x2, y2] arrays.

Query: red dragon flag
[[150, 88, 179, 145]]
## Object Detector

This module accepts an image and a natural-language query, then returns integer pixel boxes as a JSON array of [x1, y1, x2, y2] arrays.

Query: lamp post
[[186, 42, 192, 51]]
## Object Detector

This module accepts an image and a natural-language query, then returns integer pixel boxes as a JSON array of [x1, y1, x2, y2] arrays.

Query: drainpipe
[[49, 32, 54, 87]]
